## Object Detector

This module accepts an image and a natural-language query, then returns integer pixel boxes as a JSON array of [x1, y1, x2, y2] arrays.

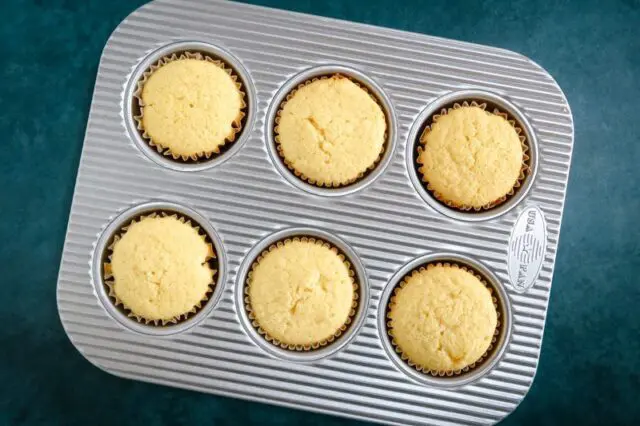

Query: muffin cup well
[[378, 253, 512, 388], [103, 211, 217, 326], [416, 100, 530, 211], [123, 41, 256, 172], [406, 89, 539, 222], [133, 50, 247, 162], [266, 65, 397, 197], [244, 236, 358, 351], [235, 227, 369, 362], [92, 201, 227, 337], [274, 74, 387, 188], [387, 262, 500, 377]]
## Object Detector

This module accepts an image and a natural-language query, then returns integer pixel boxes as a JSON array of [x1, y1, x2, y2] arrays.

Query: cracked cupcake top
[[109, 215, 215, 322], [387, 264, 497, 372], [247, 238, 355, 347], [275, 75, 386, 186], [417, 106, 523, 208]]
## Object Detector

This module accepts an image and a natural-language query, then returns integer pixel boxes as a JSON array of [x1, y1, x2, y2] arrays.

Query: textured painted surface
[[0, 0, 638, 425]]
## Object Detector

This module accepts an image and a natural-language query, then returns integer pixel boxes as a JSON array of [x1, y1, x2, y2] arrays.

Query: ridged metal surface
[[56, 0, 574, 424]]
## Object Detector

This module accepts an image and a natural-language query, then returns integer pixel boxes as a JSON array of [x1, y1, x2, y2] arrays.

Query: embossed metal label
[[508, 206, 547, 293]]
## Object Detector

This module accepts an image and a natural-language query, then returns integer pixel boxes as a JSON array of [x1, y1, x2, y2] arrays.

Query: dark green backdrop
[[1, 0, 639, 425]]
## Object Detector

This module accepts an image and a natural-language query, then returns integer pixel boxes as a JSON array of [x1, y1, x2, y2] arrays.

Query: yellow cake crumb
[[388, 264, 497, 372], [276, 75, 386, 186], [140, 58, 243, 158], [248, 239, 354, 346], [418, 106, 523, 208], [110, 215, 214, 322]]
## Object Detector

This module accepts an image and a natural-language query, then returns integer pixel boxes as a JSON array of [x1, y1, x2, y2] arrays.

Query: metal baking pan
[[56, 0, 574, 424]]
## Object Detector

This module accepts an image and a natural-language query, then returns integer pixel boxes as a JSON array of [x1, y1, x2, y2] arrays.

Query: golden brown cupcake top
[[248, 239, 355, 347], [276, 75, 386, 186], [139, 57, 244, 159], [418, 106, 523, 208], [108, 215, 215, 322], [388, 264, 497, 372]]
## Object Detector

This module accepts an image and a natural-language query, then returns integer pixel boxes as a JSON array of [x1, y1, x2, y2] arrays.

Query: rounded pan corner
[[496, 365, 540, 423], [99, 2, 157, 65], [57, 311, 129, 382], [107, 3, 153, 44], [507, 50, 574, 128]]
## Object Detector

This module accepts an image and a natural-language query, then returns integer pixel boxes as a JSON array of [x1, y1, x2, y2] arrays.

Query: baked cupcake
[[387, 263, 497, 373], [275, 74, 387, 187], [135, 52, 246, 161], [245, 237, 357, 349], [417, 104, 526, 209], [104, 214, 216, 324]]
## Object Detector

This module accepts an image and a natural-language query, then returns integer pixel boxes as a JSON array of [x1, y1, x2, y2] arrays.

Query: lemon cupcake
[[387, 263, 498, 373], [135, 52, 246, 161], [103, 213, 216, 325], [245, 237, 357, 350], [275, 74, 387, 187], [417, 103, 527, 210]]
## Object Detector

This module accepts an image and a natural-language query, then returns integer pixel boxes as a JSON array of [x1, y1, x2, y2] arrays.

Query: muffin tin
[[56, 1, 574, 425]]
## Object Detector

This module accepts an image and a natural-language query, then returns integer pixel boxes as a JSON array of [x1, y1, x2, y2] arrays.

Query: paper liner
[[416, 100, 531, 211], [133, 51, 247, 162], [274, 74, 388, 188], [385, 262, 502, 377], [243, 236, 359, 351], [102, 211, 217, 326]]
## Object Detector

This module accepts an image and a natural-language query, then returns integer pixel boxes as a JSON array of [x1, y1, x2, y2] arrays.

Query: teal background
[[1, 0, 639, 425]]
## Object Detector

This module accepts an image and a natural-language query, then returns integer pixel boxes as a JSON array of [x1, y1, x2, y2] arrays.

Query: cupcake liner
[[274, 74, 388, 188], [385, 261, 502, 378], [243, 236, 359, 351], [416, 100, 531, 211], [133, 51, 247, 162], [102, 211, 218, 326]]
